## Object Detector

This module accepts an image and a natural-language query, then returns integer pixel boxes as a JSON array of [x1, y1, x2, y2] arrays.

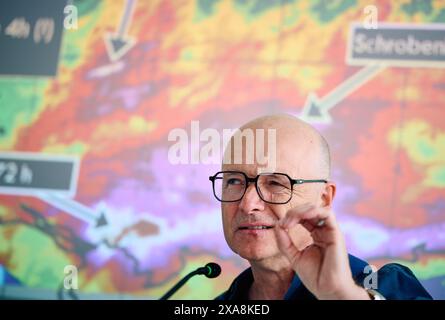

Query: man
[[210, 114, 432, 300]]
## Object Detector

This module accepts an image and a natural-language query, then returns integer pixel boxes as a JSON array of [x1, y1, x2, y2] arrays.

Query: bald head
[[224, 114, 331, 179]]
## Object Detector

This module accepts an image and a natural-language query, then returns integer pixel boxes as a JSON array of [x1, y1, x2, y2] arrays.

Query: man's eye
[[269, 180, 284, 187], [268, 180, 290, 190], [227, 178, 243, 185]]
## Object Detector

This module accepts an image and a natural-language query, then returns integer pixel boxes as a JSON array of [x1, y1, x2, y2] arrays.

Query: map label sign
[[0, 152, 79, 197], [347, 23, 445, 68], [0, 0, 66, 76]]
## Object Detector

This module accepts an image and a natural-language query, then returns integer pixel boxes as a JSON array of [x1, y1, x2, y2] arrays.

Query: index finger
[[280, 204, 332, 231], [301, 208, 337, 232]]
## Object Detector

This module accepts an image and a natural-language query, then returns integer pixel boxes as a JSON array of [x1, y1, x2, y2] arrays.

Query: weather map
[[0, 0, 444, 299]]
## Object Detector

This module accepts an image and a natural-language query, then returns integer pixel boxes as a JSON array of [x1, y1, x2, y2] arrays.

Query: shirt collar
[[225, 267, 315, 300]]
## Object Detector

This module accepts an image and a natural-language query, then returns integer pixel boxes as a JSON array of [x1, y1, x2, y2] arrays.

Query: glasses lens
[[213, 172, 246, 202], [257, 173, 292, 204]]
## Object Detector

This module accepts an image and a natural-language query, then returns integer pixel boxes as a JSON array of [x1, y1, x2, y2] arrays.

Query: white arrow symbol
[[37, 193, 108, 228], [104, 0, 137, 62], [300, 64, 386, 123]]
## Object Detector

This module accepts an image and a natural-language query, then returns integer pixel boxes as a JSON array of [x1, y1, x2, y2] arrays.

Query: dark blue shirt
[[216, 254, 432, 300]]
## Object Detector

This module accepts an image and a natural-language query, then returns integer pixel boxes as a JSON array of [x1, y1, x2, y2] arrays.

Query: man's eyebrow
[[224, 169, 256, 177], [257, 167, 287, 174]]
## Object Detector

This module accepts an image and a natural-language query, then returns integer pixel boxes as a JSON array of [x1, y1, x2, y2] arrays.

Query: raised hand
[[274, 204, 370, 300]]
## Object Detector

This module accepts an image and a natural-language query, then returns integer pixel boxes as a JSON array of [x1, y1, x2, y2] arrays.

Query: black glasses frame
[[209, 171, 328, 204]]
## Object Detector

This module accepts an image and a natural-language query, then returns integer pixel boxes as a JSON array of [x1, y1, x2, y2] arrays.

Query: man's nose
[[238, 182, 265, 214]]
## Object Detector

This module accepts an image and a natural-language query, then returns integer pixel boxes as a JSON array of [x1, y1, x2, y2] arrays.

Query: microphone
[[196, 262, 221, 278], [159, 262, 221, 300]]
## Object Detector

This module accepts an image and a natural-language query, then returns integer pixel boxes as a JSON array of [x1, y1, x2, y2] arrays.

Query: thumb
[[274, 223, 303, 265]]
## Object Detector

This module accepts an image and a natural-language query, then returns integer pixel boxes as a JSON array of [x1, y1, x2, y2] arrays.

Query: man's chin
[[235, 247, 277, 262]]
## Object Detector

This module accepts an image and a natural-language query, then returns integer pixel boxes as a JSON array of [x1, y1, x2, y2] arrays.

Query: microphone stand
[[159, 269, 201, 300]]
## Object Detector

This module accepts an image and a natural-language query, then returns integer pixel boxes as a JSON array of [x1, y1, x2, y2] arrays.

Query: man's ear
[[320, 182, 336, 208]]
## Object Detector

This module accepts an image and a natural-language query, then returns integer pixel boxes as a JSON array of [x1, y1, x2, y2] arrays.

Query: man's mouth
[[238, 225, 274, 230]]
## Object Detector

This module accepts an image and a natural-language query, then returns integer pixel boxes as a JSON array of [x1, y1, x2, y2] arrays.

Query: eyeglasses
[[209, 171, 327, 205]]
